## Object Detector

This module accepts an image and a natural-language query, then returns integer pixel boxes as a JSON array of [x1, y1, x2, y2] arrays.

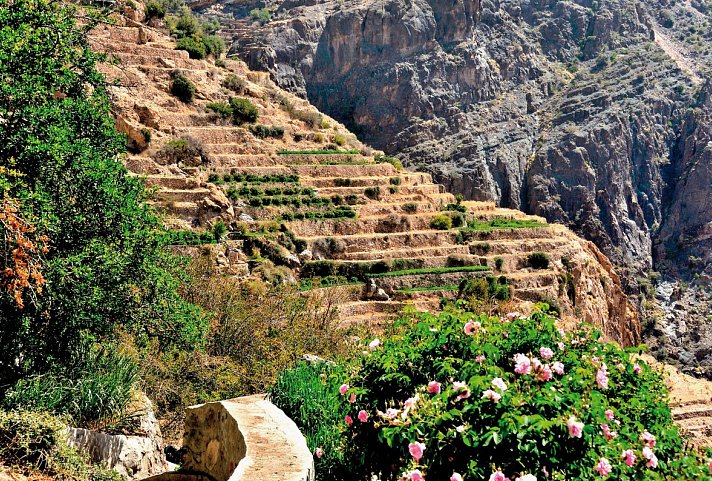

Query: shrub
[[203, 34, 225, 58], [333, 134, 346, 146], [175, 36, 206, 59], [212, 220, 227, 241], [250, 7, 271, 24], [158, 136, 209, 165], [276, 307, 712, 481], [222, 74, 247, 93], [214, 58, 226, 68], [364, 186, 381, 200], [250, 124, 284, 139], [430, 214, 452, 230], [402, 203, 418, 214], [144, 0, 166, 20], [170, 71, 195, 103], [527, 252, 550, 269], [494, 256, 504, 271], [206, 101, 232, 119], [230, 97, 259, 124], [376, 154, 403, 171]]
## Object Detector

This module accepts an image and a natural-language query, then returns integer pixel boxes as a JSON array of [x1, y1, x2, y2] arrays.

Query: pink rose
[[633, 363, 642, 374], [621, 449, 636, 467], [552, 362, 565, 375], [515, 475, 535, 481], [349, 393, 356, 404], [642, 447, 657, 468], [595, 458, 612, 477], [605, 409, 615, 421], [406, 470, 424, 481], [492, 377, 507, 391], [707, 459, 712, 473], [600, 424, 617, 440], [539, 347, 554, 359], [385, 408, 399, 419], [453, 381, 470, 401], [475, 354, 486, 363], [596, 365, 609, 389], [427, 380, 441, 394], [344, 415, 353, 426], [507, 312, 520, 320], [558, 342, 565, 351], [451, 473, 464, 481], [404, 397, 416, 408], [456, 425, 465, 433], [567, 416, 584, 438], [408, 441, 426, 461], [640, 430, 656, 448], [339, 384, 349, 395], [536, 364, 553, 382], [315, 447, 323, 459], [464, 320, 481, 335], [514, 353, 532, 375], [358, 410, 369, 422], [489, 470, 507, 481], [369, 338, 380, 350], [482, 389, 501, 402]]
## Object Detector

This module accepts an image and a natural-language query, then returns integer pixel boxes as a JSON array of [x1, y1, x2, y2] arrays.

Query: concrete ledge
[[181, 395, 314, 481]]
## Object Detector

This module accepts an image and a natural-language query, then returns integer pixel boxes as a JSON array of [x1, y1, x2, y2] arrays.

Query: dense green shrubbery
[[222, 74, 247, 93], [250, 124, 284, 139], [169, 8, 225, 59], [430, 214, 453, 230], [170, 70, 196, 102], [273, 307, 712, 481], [527, 252, 551, 269], [0, 0, 208, 428], [176, 36, 206, 59], [231, 97, 259, 124]]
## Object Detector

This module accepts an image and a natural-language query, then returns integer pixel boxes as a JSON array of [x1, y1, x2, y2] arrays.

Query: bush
[[333, 134, 346, 146], [170, 71, 196, 103], [403, 203, 418, 213], [364, 186, 381, 200], [222, 74, 247, 93], [277, 307, 712, 481], [527, 252, 550, 269], [250, 124, 284, 139], [494, 256, 504, 271], [144, 0, 165, 20], [376, 154, 403, 171], [203, 34, 225, 58], [430, 214, 452, 230], [206, 101, 233, 119], [230, 97, 259, 124], [250, 7, 271, 24], [175, 36, 206, 59], [158, 136, 209, 165]]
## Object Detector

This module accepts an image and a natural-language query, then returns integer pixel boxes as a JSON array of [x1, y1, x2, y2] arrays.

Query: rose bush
[[274, 305, 712, 480]]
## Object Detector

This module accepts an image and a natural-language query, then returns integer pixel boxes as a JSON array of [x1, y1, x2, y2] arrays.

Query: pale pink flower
[[531, 357, 542, 371], [642, 447, 658, 468], [558, 342, 565, 351], [358, 410, 369, 422], [621, 449, 636, 467], [492, 377, 508, 391], [633, 363, 642, 374], [536, 364, 553, 382], [464, 320, 481, 335], [557, 328, 566, 337], [456, 425, 466, 433], [567, 416, 584, 438], [385, 408, 399, 419], [427, 380, 441, 394], [404, 397, 416, 408], [515, 475, 536, 481], [475, 354, 486, 363], [596, 365, 609, 389], [450, 473, 464, 481], [499, 316, 509, 323], [514, 353, 532, 374], [453, 381, 470, 401], [345, 415, 353, 426], [605, 409, 615, 421], [640, 430, 656, 448], [349, 393, 356, 404], [600, 424, 617, 440], [482, 389, 502, 402], [315, 447, 323, 459], [369, 338, 380, 350], [540, 347, 554, 359], [507, 312, 520, 320], [406, 470, 425, 481], [489, 470, 507, 481], [708, 459, 712, 473], [408, 441, 426, 461], [552, 362, 565, 375], [339, 383, 349, 395], [595, 457, 612, 477]]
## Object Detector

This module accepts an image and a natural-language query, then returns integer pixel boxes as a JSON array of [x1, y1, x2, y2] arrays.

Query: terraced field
[[89, 16, 638, 344]]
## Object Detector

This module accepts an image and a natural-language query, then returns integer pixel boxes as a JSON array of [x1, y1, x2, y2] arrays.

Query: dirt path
[[653, 27, 703, 85]]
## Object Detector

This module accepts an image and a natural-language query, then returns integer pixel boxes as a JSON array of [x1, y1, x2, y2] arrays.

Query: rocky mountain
[[198, 0, 712, 371]]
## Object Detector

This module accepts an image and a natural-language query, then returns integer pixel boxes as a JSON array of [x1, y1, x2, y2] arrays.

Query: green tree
[[0, 0, 208, 387]]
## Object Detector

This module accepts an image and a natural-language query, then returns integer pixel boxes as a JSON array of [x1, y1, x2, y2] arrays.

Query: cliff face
[[216, 0, 710, 279]]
